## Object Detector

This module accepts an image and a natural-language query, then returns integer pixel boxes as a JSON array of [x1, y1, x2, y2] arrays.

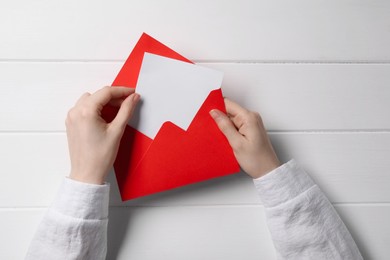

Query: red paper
[[107, 33, 239, 200]]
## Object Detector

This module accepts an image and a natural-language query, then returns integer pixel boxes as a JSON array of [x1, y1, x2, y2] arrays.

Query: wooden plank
[[334, 205, 390, 260], [1, 205, 389, 259], [211, 63, 390, 131], [0, 62, 121, 132], [0, 209, 44, 260], [270, 133, 390, 204], [0, 0, 389, 61], [106, 206, 275, 260], [1, 62, 390, 131], [1, 133, 389, 207], [0, 133, 69, 207]]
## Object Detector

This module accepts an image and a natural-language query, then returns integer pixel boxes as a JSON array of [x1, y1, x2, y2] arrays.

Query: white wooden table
[[1, 1, 389, 259]]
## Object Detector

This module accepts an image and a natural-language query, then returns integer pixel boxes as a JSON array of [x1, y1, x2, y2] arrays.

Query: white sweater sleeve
[[253, 160, 363, 260], [25, 178, 110, 260]]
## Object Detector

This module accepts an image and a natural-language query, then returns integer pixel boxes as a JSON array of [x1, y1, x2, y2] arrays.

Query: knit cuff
[[253, 159, 315, 208]]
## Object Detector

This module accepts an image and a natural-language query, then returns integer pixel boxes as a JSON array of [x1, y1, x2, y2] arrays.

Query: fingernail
[[209, 109, 221, 119], [133, 93, 140, 102]]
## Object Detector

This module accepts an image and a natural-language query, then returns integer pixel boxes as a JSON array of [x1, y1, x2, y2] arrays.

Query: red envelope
[[104, 33, 239, 201]]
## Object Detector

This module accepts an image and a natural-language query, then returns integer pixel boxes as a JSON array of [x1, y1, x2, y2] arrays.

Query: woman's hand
[[65, 86, 140, 184], [210, 98, 280, 179]]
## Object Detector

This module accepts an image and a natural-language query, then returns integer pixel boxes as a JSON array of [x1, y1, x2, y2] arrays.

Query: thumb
[[209, 109, 242, 147], [110, 93, 140, 132]]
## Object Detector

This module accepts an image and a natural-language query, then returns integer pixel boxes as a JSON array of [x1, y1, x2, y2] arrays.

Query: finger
[[75, 92, 91, 106], [110, 93, 141, 131], [224, 98, 250, 129], [224, 98, 249, 117], [209, 109, 242, 147], [90, 86, 135, 107]]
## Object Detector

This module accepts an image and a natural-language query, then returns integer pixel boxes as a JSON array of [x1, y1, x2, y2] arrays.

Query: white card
[[129, 53, 223, 139]]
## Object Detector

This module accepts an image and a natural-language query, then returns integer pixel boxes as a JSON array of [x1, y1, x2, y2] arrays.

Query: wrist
[[69, 170, 106, 185], [250, 156, 281, 179]]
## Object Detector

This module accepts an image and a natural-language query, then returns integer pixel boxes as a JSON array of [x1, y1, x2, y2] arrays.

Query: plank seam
[[1, 130, 390, 135], [1, 59, 390, 65], [1, 203, 390, 210]]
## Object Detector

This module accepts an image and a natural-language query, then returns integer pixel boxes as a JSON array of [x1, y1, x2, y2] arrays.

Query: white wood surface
[[0, 0, 390, 61], [1, 63, 390, 131], [1, 0, 389, 259], [1, 132, 389, 207]]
